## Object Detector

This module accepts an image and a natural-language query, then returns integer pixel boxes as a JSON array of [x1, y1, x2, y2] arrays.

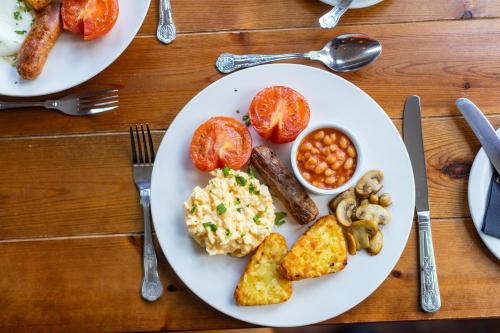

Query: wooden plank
[[0, 116, 496, 240], [138, 0, 500, 34], [2, 19, 500, 137], [0, 219, 498, 332]]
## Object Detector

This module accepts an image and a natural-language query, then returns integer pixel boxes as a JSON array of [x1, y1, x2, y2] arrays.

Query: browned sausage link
[[17, 1, 62, 80], [250, 145, 319, 225]]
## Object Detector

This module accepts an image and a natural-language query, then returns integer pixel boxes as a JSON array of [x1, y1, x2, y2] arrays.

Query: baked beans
[[296, 128, 357, 189]]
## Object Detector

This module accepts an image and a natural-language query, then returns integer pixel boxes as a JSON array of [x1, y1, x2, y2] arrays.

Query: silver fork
[[0, 89, 119, 115], [130, 124, 163, 302]]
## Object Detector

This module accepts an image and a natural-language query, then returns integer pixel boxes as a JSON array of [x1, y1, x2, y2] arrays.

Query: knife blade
[[403, 95, 441, 313], [456, 98, 500, 174]]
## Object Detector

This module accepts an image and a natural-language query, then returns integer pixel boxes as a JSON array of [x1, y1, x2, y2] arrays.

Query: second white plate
[[0, 0, 150, 97], [468, 129, 500, 260], [319, 0, 384, 9]]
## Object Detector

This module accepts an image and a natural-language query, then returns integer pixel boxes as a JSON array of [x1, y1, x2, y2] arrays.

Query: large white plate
[[468, 129, 500, 260], [150, 64, 415, 327], [0, 0, 150, 97], [319, 0, 384, 9]]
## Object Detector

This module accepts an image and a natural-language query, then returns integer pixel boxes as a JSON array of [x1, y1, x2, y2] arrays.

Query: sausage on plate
[[250, 145, 319, 225], [17, 1, 62, 80]]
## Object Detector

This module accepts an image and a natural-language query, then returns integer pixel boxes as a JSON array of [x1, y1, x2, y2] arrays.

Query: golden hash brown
[[25, 0, 53, 11], [234, 233, 292, 306], [279, 215, 347, 281]]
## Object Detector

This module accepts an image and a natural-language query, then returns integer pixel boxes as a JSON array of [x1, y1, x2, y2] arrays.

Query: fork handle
[[140, 190, 163, 302], [0, 101, 56, 110]]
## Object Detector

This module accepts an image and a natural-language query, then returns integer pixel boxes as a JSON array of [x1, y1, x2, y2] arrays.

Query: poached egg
[[0, 0, 33, 57]]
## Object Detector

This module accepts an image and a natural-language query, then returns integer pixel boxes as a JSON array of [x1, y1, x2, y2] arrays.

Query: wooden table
[[1, 0, 500, 331]]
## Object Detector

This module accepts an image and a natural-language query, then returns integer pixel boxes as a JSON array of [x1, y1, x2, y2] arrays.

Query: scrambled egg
[[184, 168, 275, 257]]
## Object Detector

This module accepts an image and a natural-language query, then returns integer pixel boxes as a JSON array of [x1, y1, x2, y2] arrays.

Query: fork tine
[[80, 100, 119, 109], [78, 105, 118, 115], [76, 89, 118, 100], [146, 124, 155, 162], [135, 125, 144, 164], [79, 95, 119, 105], [140, 125, 150, 164], [129, 127, 138, 165]]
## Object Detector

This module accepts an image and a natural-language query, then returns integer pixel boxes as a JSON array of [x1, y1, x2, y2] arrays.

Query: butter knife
[[403, 95, 442, 313], [456, 98, 500, 174]]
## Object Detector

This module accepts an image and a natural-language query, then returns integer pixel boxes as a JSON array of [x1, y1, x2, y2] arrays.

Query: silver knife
[[319, 0, 353, 29], [403, 95, 441, 313], [456, 98, 500, 174]]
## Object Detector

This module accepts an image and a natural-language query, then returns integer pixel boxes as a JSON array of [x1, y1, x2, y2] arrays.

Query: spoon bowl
[[216, 34, 382, 74], [319, 34, 382, 72]]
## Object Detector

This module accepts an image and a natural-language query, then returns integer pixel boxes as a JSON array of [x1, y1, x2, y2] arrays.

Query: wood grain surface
[[0, 116, 496, 240], [138, 0, 500, 34], [0, 220, 498, 332], [3, 19, 500, 137], [1, 0, 499, 331]]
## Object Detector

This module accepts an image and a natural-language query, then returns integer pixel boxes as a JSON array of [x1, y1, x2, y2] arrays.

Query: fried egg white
[[0, 0, 33, 57]]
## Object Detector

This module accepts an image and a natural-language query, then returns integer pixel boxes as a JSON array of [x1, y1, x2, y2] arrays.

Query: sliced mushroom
[[345, 231, 357, 255], [336, 197, 357, 227], [350, 219, 378, 250], [355, 170, 384, 197], [368, 231, 383, 255], [355, 204, 392, 225], [329, 187, 355, 212], [379, 193, 392, 207]]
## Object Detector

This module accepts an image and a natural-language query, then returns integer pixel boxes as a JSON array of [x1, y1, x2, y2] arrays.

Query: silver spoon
[[215, 34, 382, 74], [319, 0, 353, 29]]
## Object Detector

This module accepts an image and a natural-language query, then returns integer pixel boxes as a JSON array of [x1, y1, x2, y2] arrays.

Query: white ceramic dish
[[150, 64, 415, 327], [320, 0, 384, 9], [468, 128, 500, 260], [290, 123, 363, 195], [0, 0, 150, 97]]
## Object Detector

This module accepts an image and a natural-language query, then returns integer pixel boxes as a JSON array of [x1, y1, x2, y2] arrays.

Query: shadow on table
[[274, 318, 500, 333]]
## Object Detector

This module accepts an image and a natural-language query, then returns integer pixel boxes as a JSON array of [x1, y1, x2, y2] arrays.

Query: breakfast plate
[[319, 0, 384, 9], [150, 64, 415, 327], [468, 129, 500, 260], [0, 0, 150, 97]]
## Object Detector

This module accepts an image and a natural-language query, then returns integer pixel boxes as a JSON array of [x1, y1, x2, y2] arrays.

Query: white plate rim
[[319, 0, 384, 9], [468, 129, 500, 260], [150, 64, 415, 327], [0, 0, 150, 97]]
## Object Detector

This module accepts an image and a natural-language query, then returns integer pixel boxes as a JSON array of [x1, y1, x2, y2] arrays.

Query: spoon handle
[[216, 52, 311, 73], [157, 0, 176, 44], [319, 0, 353, 29]]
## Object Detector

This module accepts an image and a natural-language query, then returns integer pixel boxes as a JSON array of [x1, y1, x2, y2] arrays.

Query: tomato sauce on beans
[[296, 128, 357, 189]]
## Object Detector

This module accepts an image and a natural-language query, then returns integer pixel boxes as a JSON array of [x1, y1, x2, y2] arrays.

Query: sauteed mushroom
[[379, 193, 392, 207], [369, 194, 379, 205], [359, 198, 369, 206], [368, 231, 383, 255], [336, 197, 357, 227], [329, 187, 356, 212], [355, 170, 383, 197], [350, 219, 378, 250], [345, 231, 357, 255], [355, 204, 391, 225]]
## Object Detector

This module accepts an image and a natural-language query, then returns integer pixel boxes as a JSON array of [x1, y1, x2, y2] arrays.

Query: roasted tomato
[[62, 0, 119, 40], [190, 117, 253, 172], [249, 86, 310, 144]]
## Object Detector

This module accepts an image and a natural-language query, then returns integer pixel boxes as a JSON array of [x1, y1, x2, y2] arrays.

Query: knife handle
[[417, 211, 441, 313]]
